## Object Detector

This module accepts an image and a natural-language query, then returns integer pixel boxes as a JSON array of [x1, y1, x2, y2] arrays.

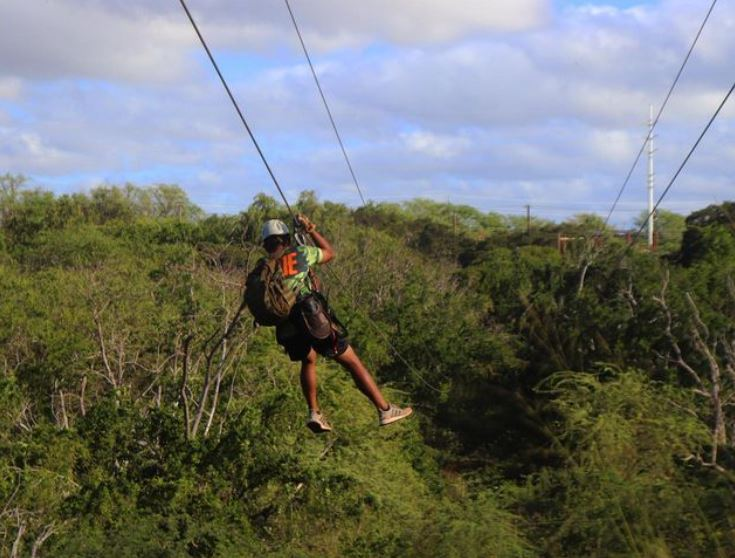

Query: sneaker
[[306, 409, 332, 433], [379, 403, 413, 426]]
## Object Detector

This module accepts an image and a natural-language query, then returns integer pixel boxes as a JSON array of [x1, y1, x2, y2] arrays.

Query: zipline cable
[[283, 0, 367, 205], [177, 0, 444, 393], [603, 0, 720, 227], [281, 2, 442, 391], [625, 80, 735, 249], [177, 0, 296, 220]]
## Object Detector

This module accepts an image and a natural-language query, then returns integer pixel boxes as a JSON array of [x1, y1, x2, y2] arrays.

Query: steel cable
[[284, 0, 367, 205], [177, 0, 296, 220], [604, 0, 720, 227], [627, 80, 735, 247]]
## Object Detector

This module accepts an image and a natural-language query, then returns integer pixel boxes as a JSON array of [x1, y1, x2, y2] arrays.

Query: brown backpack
[[244, 256, 296, 326]]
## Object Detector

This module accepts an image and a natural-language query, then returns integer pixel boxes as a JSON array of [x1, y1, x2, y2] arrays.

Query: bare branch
[[723, 339, 735, 386], [620, 275, 638, 313], [577, 261, 590, 295], [58, 388, 69, 430], [79, 375, 87, 417], [92, 303, 115, 388], [653, 276, 705, 390], [684, 292, 728, 455], [682, 453, 727, 474], [192, 296, 248, 438], [685, 291, 711, 340], [31, 523, 57, 558], [180, 335, 193, 440], [10, 518, 26, 558]]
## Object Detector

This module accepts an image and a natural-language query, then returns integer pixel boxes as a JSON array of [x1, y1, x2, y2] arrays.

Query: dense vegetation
[[1, 173, 733, 557]]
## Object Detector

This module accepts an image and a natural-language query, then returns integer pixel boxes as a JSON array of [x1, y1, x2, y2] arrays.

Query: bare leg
[[334, 346, 389, 411], [300, 349, 319, 411]]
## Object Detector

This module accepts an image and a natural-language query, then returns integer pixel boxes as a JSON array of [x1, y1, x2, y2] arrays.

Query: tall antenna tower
[[647, 104, 655, 248]]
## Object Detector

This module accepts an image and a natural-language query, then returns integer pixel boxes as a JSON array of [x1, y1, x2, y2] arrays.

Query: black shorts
[[275, 305, 349, 362]]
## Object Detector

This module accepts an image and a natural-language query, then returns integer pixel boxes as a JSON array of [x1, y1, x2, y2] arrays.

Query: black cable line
[[627, 80, 735, 248], [175, 1, 493, 392], [280, 2, 444, 391], [177, 0, 296, 219], [284, 0, 367, 206], [603, 0, 720, 227]]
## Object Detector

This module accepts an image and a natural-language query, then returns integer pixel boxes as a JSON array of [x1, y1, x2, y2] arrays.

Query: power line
[[177, 0, 296, 220], [603, 0, 720, 227], [284, 0, 367, 206], [628, 80, 735, 247]]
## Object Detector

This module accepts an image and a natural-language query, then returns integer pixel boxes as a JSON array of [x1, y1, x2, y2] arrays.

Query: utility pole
[[647, 104, 655, 249], [525, 204, 531, 236]]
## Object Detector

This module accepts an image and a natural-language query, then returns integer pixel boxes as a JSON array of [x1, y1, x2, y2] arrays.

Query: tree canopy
[[1, 176, 734, 557]]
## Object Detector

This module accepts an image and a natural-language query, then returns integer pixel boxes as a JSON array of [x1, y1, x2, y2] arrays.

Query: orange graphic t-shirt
[[279, 245, 323, 296]]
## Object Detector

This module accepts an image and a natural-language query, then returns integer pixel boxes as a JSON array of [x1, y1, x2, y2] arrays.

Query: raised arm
[[297, 214, 335, 264]]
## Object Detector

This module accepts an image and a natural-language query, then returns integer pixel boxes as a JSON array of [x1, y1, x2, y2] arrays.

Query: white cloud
[[0, 0, 550, 85], [0, 0, 192, 82], [588, 129, 637, 165], [663, 87, 735, 122], [0, 78, 23, 100], [1, 0, 734, 227], [285, 0, 550, 47], [0, 128, 75, 174], [402, 131, 469, 158]]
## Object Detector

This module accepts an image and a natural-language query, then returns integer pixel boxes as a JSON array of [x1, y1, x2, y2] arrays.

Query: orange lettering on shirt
[[281, 252, 298, 276]]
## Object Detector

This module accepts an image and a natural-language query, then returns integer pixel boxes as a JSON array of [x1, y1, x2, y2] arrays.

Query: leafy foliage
[[1, 177, 734, 556]]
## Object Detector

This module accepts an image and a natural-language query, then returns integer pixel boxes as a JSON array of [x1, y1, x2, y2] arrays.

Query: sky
[[0, 0, 733, 225]]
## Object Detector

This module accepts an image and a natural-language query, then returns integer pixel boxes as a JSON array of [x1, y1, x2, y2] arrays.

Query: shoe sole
[[307, 421, 332, 434], [379, 407, 413, 426]]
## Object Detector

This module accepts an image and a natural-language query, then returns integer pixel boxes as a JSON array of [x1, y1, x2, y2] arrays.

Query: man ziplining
[[177, 1, 412, 433], [248, 214, 413, 433]]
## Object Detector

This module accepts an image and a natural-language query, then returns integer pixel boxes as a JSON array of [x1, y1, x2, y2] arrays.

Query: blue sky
[[1, 0, 733, 225], [561, 0, 652, 6]]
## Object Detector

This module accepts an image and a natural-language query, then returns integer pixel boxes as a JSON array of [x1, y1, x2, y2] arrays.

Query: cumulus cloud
[[280, 0, 550, 47], [587, 129, 637, 165], [0, 127, 76, 174], [229, 0, 735, 137], [0, 0, 549, 84], [402, 131, 470, 158], [0, 0, 192, 82], [0, 78, 23, 100], [1, 0, 734, 226]]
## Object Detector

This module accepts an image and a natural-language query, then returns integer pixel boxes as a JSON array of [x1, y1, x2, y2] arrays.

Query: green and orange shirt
[[278, 245, 323, 297]]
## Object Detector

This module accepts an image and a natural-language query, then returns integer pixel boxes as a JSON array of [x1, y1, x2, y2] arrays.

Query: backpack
[[297, 292, 349, 341], [298, 293, 333, 340], [244, 256, 297, 326]]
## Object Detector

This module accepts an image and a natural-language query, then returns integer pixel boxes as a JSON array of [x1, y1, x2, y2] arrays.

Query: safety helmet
[[261, 219, 290, 242]]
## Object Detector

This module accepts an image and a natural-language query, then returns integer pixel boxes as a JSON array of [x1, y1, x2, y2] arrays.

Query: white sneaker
[[306, 410, 332, 433], [379, 403, 413, 426]]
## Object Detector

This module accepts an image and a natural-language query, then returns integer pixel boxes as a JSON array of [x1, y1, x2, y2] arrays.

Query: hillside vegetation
[[1, 174, 734, 557]]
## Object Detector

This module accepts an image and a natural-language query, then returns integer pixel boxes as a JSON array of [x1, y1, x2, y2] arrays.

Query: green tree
[[634, 208, 686, 253], [526, 369, 728, 557], [150, 183, 204, 220]]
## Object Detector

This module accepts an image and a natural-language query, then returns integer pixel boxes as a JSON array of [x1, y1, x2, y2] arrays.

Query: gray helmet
[[261, 219, 290, 241]]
